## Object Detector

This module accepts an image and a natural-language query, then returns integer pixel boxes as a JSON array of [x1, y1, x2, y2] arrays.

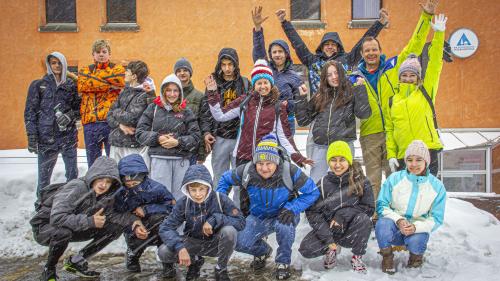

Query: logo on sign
[[449, 28, 479, 58]]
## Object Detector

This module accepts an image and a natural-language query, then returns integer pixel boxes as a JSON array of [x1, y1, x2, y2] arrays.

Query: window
[[291, 0, 320, 21], [352, 0, 381, 20], [101, 0, 139, 32], [39, 0, 78, 32], [440, 149, 489, 192]]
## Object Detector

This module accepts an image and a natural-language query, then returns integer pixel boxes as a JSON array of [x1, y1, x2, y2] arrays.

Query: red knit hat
[[251, 59, 274, 86]]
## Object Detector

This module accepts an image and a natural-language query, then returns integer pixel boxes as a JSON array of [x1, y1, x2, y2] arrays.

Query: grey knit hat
[[174, 57, 193, 76], [399, 53, 422, 79], [405, 140, 431, 166]]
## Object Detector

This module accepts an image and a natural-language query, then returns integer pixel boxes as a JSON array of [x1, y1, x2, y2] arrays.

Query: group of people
[[26, 1, 449, 281]]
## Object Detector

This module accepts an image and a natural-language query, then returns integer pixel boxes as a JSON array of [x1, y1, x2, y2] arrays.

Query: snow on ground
[[1, 133, 499, 280]]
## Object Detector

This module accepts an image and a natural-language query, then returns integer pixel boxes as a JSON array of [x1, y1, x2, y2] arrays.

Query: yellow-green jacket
[[356, 12, 433, 137], [386, 30, 445, 159]]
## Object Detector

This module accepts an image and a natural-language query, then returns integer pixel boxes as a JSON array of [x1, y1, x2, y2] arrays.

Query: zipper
[[425, 116, 434, 142], [405, 100, 415, 138], [327, 94, 336, 144], [252, 97, 263, 154], [339, 176, 344, 232]]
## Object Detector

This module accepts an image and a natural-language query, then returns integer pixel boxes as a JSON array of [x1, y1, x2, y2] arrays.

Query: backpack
[[35, 182, 67, 211]]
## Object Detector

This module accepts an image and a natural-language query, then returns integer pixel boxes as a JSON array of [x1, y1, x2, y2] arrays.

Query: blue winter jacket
[[252, 28, 303, 114], [217, 162, 319, 219], [114, 154, 175, 216], [159, 164, 246, 252]]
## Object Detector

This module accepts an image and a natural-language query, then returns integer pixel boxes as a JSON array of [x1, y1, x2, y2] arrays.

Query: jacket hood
[[315, 32, 345, 58], [84, 156, 122, 193], [159, 74, 184, 109], [180, 164, 213, 203], [46, 51, 68, 86], [214, 48, 241, 82], [118, 154, 149, 176], [268, 39, 293, 70]]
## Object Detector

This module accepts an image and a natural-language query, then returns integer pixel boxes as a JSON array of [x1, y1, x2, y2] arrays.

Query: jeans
[[375, 217, 429, 255], [236, 214, 299, 265]]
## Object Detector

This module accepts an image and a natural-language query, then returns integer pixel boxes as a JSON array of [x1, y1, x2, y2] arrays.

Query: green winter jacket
[[183, 80, 207, 161], [356, 11, 433, 137], [386, 30, 445, 159]]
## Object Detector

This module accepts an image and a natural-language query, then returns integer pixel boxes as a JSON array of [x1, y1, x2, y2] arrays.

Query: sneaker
[[40, 266, 57, 281], [214, 266, 231, 281], [323, 246, 339, 269], [351, 255, 367, 274], [63, 255, 100, 278], [159, 263, 176, 279], [125, 248, 142, 272], [250, 247, 273, 271], [186, 256, 204, 281], [275, 263, 291, 280]]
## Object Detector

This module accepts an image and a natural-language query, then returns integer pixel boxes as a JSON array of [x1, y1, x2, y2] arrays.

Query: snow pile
[[1, 147, 499, 280]]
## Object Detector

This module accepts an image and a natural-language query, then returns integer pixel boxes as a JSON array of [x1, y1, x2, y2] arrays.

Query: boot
[[379, 247, 396, 275], [275, 263, 291, 280], [407, 253, 424, 268], [63, 255, 100, 278], [40, 266, 57, 281], [125, 248, 143, 272], [186, 256, 204, 281], [159, 263, 176, 279], [250, 247, 273, 271], [214, 266, 231, 281]]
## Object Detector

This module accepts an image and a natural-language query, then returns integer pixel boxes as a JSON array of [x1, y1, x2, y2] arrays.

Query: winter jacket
[[206, 89, 306, 165], [217, 162, 319, 219], [183, 80, 208, 161], [34, 157, 138, 232], [107, 86, 155, 148], [377, 169, 446, 233], [78, 61, 125, 125], [280, 20, 385, 94], [355, 11, 432, 137], [295, 84, 371, 145], [199, 48, 250, 139], [114, 154, 175, 215], [159, 164, 245, 252], [135, 75, 201, 158], [386, 30, 445, 159], [306, 171, 374, 245], [24, 52, 80, 149], [252, 28, 303, 114]]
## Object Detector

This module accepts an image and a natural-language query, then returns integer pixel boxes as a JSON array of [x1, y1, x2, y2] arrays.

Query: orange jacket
[[78, 62, 125, 125]]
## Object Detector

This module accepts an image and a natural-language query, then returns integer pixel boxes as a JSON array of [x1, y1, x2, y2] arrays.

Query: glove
[[389, 158, 400, 173], [27, 135, 38, 154], [431, 14, 447, 32], [277, 208, 295, 225], [56, 112, 73, 128]]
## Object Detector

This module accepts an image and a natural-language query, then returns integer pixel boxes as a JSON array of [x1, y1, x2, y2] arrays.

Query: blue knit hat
[[253, 133, 280, 164], [251, 59, 274, 87]]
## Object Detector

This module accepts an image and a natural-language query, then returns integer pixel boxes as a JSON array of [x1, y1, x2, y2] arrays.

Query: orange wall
[[0, 0, 499, 149]]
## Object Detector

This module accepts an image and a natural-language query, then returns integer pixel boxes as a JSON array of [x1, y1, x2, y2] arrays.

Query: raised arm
[[252, 6, 270, 62], [276, 9, 316, 66], [423, 14, 447, 102]]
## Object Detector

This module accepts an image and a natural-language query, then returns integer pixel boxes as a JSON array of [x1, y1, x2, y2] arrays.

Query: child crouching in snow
[[299, 141, 374, 274], [157, 164, 245, 281], [376, 140, 446, 274]]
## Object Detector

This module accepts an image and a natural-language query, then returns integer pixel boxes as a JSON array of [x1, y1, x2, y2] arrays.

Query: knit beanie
[[399, 54, 422, 79], [251, 59, 274, 87], [174, 57, 193, 76], [253, 133, 280, 165], [326, 141, 353, 165], [404, 140, 431, 166]]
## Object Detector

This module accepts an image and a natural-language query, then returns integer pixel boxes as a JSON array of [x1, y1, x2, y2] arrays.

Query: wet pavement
[[0, 251, 305, 281]]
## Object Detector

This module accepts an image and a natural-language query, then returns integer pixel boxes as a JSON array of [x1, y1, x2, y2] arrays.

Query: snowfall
[[0, 133, 499, 281]]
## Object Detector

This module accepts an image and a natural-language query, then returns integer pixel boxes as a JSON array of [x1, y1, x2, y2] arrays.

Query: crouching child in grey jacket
[[114, 154, 176, 273], [30, 156, 147, 281], [157, 164, 245, 281]]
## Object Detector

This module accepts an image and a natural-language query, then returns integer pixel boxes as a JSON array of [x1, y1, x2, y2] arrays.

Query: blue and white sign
[[449, 28, 479, 58]]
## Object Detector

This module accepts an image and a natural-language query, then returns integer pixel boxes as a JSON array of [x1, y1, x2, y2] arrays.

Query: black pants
[[124, 214, 166, 256], [299, 213, 372, 257], [397, 149, 440, 176], [34, 222, 124, 269]]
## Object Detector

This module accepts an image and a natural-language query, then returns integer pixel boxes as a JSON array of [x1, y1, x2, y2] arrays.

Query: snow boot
[[250, 247, 273, 271], [214, 266, 231, 281], [186, 256, 204, 280], [407, 253, 424, 268], [379, 247, 396, 275], [323, 245, 340, 269], [351, 255, 367, 274], [40, 266, 57, 281], [125, 247, 143, 272], [275, 263, 291, 280], [159, 263, 176, 279], [63, 255, 100, 278]]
